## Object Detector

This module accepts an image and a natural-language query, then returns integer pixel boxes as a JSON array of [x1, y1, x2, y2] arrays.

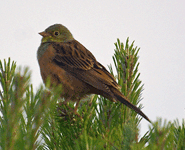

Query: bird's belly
[[38, 52, 91, 101]]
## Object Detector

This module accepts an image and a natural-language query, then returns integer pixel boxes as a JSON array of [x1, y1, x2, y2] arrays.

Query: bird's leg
[[88, 94, 96, 107], [62, 97, 75, 113], [57, 96, 73, 117], [59, 97, 82, 118], [74, 100, 80, 113], [63, 96, 71, 105]]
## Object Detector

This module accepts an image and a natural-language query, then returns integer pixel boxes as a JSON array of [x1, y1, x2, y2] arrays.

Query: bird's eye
[[54, 31, 59, 36]]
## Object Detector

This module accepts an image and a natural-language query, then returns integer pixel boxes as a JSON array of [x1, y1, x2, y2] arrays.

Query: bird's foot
[[57, 101, 82, 120]]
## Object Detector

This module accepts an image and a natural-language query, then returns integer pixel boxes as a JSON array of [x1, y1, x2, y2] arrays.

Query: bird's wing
[[52, 40, 151, 122], [52, 40, 120, 90]]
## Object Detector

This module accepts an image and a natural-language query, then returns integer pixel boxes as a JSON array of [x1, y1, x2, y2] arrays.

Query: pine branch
[[1, 38, 184, 149], [0, 58, 60, 150]]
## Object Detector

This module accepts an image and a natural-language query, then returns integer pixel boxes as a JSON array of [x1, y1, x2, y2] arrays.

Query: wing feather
[[52, 40, 120, 90]]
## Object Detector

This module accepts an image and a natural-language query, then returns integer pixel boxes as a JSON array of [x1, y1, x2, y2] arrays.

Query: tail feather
[[112, 88, 151, 123]]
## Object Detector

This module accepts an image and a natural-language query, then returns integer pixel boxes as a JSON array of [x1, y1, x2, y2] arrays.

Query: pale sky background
[[1, 0, 185, 137]]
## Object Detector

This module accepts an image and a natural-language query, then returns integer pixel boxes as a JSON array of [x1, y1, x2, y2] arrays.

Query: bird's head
[[39, 24, 74, 43]]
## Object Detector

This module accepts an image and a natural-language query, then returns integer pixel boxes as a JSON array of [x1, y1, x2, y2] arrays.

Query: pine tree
[[0, 39, 184, 150]]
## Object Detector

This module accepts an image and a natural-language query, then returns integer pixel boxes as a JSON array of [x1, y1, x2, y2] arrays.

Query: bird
[[37, 24, 151, 122]]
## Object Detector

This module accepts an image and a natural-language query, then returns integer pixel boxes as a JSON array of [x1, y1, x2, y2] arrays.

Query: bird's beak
[[39, 31, 50, 37]]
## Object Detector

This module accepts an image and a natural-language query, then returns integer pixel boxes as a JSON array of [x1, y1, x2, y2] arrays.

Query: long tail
[[111, 88, 151, 123]]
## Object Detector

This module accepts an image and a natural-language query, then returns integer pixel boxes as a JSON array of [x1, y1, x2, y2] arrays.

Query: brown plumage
[[37, 24, 151, 122]]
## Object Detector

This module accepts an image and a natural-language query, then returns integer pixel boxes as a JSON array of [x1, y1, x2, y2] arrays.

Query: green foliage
[[0, 39, 185, 149], [111, 38, 144, 123], [0, 58, 60, 150], [131, 119, 185, 149]]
